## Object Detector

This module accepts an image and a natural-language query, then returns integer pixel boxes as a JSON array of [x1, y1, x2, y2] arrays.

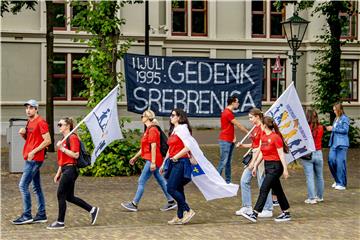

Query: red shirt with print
[[168, 134, 188, 159], [311, 124, 324, 150], [260, 132, 283, 161], [219, 108, 235, 142], [23, 116, 49, 161], [141, 126, 163, 167], [57, 134, 79, 167], [251, 125, 263, 149]]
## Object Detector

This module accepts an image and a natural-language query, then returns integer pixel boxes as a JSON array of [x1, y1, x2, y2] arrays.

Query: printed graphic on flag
[[192, 164, 205, 177]]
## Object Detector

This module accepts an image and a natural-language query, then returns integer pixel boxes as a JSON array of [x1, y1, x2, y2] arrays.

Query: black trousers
[[57, 165, 92, 222], [254, 161, 290, 212]]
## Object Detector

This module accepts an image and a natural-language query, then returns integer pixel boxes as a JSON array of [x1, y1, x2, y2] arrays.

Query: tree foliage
[[1, 1, 37, 17]]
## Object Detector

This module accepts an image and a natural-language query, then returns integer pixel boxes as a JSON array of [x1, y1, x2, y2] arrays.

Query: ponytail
[[263, 116, 289, 153]]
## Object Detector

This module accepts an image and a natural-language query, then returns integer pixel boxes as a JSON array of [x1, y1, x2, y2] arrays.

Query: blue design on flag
[[192, 164, 205, 177]]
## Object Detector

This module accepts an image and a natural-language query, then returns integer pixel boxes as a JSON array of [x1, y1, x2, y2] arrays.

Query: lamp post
[[281, 11, 309, 88]]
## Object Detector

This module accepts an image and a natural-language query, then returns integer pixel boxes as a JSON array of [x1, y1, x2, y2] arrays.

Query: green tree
[[70, 0, 142, 176]]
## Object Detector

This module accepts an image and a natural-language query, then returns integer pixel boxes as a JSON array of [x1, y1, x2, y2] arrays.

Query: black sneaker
[[121, 201, 138, 212], [47, 221, 65, 229], [90, 207, 100, 225], [160, 201, 177, 211], [240, 212, 257, 223], [33, 214, 48, 223], [273, 200, 280, 207], [11, 215, 33, 225], [274, 212, 291, 222]]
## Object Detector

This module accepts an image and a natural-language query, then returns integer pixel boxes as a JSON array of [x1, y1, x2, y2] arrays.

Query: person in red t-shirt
[[160, 108, 197, 225], [241, 116, 291, 223], [217, 96, 248, 183], [121, 110, 176, 212], [300, 109, 324, 204], [47, 117, 99, 230], [235, 108, 273, 217], [12, 99, 51, 225]]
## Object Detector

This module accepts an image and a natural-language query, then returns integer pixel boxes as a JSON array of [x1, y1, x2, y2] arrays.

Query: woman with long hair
[[236, 108, 273, 217], [301, 109, 324, 204], [161, 108, 196, 225], [326, 103, 350, 190], [47, 117, 99, 229], [241, 116, 291, 223], [121, 110, 176, 212]]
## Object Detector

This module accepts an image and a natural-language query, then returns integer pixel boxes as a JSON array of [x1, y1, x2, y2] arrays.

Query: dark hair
[[169, 108, 192, 136], [306, 109, 319, 131], [62, 117, 75, 131], [249, 108, 264, 122], [263, 116, 289, 153], [333, 102, 345, 117], [227, 95, 239, 106]]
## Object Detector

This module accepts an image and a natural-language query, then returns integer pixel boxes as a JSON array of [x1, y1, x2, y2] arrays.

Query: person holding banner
[[241, 116, 291, 223], [301, 109, 324, 204], [47, 118, 99, 230], [217, 96, 249, 184], [121, 110, 177, 212], [161, 108, 197, 225], [326, 103, 350, 191], [235, 108, 273, 218]]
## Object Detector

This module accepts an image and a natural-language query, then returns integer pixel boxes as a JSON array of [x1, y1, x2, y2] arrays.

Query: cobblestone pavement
[[1, 147, 360, 240]]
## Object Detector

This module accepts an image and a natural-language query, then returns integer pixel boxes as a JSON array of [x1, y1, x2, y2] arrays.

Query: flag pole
[[59, 85, 120, 144]]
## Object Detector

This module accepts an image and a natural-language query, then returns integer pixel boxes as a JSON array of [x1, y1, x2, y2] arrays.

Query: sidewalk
[[1, 146, 360, 240]]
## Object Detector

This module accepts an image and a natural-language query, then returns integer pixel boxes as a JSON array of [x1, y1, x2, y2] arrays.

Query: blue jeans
[[133, 161, 173, 204], [240, 167, 273, 211], [217, 140, 234, 183], [166, 159, 191, 219], [328, 147, 348, 187], [301, 150, 324, 199], [19, 160, 46, 218]]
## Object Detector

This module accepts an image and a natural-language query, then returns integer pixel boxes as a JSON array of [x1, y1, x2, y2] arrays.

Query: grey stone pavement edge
[[1, 130, 360, 240]]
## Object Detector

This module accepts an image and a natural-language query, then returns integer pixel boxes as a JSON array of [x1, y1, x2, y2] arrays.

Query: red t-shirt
[[141, 126, 163, 167], [311, 124, 324, 150], [168, 134, 188, 159], [23, 116, 49, 161], [260, 132, 283, 161], [219, 108, 235, 142], [57, 134, 79, 167], [251, 125, 263, 149]]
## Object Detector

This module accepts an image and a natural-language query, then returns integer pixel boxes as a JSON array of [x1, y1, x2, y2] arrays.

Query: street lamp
[[281, 11, 309, 87]]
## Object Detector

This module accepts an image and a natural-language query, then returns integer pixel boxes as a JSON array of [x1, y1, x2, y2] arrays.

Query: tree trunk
[[46, 1, 55, 152]]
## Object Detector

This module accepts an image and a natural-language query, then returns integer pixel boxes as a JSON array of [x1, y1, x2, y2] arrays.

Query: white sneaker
[[235, 207, 252, 216], [331, 182, 336, 188], [335, 185, 346, 190], [258, 210, 273, 218], [304, 199, 317, 204], [315, 197, 324, 202]]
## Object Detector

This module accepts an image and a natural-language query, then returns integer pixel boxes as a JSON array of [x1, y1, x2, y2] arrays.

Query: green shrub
[[320, 118, 360, 148]]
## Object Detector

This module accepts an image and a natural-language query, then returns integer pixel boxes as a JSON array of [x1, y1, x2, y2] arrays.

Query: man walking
[[12, 99, 51, 225], [217, 96, 248, 183]]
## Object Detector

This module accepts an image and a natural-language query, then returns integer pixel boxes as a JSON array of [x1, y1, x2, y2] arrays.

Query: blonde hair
[[143, 110, 159, 126]]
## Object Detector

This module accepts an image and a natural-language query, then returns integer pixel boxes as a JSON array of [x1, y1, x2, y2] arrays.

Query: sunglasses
[[57, 123, 65, 127], [170, 114, 177, 118]]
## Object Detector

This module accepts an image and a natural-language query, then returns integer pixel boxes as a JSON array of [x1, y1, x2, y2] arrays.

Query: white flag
[[174, 124, 239, 201], [266, 82, 315, 163], [84, 85, 123, 164]]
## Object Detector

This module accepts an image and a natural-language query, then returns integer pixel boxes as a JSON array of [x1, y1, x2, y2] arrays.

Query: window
[[71, 54, 87, 100], [262, 58, 286, 101], [171, 0, 208, 36], [53, 2, 66, 30], [340, 2, 357, 39], [252, 0, 266, 37], [71, 2, 87, 29], [251, 0, 285, 38], [53, 54, 67, 100], [53, 53, 88, 101], [341, 60, 358, 101]]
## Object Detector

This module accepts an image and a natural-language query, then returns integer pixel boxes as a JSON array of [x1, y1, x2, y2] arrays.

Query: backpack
[[148, 125, 169, 157], [66, 134, 91, 168]]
